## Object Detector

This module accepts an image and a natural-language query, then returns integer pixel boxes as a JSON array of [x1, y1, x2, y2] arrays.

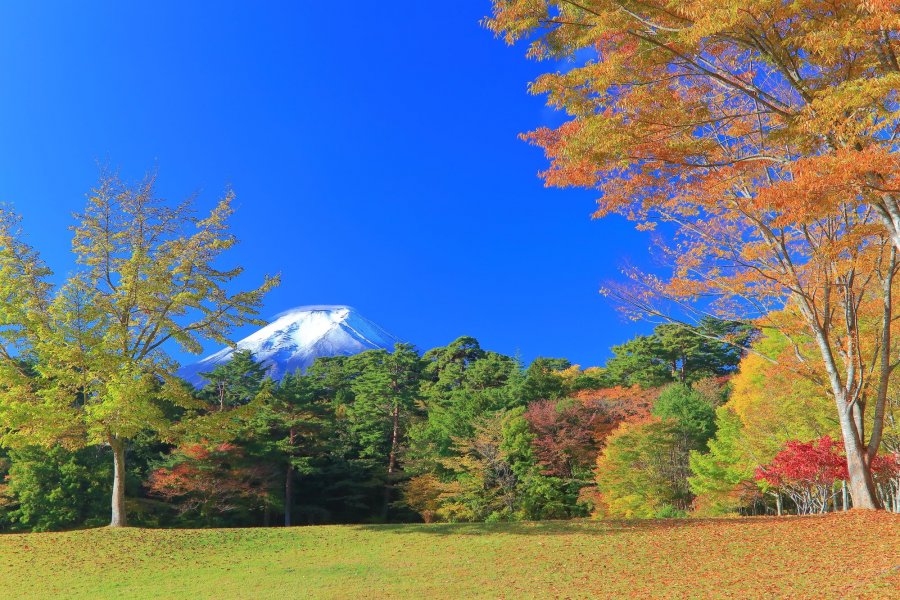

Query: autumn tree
[[488, 0, 900, 510], [406, 408, 579, 522], [0, 173, 277, 526], [524, 398, 602, 480], [755, 437, 848, 515], [147, 442, 271, 525], [595, 418, 691, 518]]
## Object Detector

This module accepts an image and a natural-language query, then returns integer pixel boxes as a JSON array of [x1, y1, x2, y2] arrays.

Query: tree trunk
[[110, 437, 127, 527], [843, 437, 882, 510], [800, 284, 887, 511], [285, 426, 296, 527], [775, 492, 782, 516], [842, 480, 849, 511], [383, 403, 401, 521], [284, 462, 294, 527]]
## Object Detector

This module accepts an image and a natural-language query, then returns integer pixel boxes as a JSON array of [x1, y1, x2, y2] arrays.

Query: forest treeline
[[1, 152, 900, 530], [3, 318, 897, 531]]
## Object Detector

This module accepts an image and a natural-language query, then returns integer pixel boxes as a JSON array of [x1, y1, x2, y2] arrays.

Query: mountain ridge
[[177, 305, 400, 387]]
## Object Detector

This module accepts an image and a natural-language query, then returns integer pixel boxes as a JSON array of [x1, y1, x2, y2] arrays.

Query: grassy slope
[[0, 511, 897, 599]]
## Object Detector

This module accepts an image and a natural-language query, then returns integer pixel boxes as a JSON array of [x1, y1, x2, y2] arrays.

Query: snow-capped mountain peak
[[177, 305, 399, 387]]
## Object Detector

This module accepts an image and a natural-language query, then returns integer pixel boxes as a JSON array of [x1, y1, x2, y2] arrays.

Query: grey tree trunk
[[110, 437, 127, 527], [843, 437, 882, 510]]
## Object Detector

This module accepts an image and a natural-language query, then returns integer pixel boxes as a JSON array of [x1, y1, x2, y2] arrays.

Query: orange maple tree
[[487, 1, 900, 509]]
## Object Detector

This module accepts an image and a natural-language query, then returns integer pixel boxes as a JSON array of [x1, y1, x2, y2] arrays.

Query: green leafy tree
[[409, 338, 524, 470], [0, 173, 277, 526], [603, 336, 672, 389], [407, 408, 578, 522], [652, 383, 717, 450], [594, 383, 717, 518], [251, 374, 326, 526], [595, 419, 691, 518], [688, 406, 758, 516], [523, 357, 572, 402]]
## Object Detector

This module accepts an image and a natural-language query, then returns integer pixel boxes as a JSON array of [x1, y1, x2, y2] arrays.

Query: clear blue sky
[[0, 2, 656, 368]]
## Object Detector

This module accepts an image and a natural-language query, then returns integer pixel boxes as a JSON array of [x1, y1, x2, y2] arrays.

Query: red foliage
[[872, 452, 900, 482], [571, 386, 657, 420], [525, 400, 600, 478], [754, 437, 848, 489], [148, 442, 272, 520], [755, 437, 851, 514], [526, 386, 658, 479]]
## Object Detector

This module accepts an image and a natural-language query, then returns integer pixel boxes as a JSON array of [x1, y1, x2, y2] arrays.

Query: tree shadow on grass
[[348, 514, 804, 537]]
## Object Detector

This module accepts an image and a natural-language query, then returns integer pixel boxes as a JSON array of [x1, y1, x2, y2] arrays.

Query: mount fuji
[[177, 305, 400, 388]]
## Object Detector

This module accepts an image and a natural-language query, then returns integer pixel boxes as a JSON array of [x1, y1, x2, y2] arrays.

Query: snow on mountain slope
[[177, 305, 400, 387]]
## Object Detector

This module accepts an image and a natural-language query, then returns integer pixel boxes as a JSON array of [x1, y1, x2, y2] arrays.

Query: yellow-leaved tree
[[0, 172, 278, 526]]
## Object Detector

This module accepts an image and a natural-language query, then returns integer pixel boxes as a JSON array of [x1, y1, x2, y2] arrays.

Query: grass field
[[1, 511, 897, 599]]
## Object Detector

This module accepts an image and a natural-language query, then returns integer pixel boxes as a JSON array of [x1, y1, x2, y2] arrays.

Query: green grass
[[1, 511, 897, 599]]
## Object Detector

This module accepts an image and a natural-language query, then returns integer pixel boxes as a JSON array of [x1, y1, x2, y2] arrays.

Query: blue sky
[[0, 2, 656, 368]]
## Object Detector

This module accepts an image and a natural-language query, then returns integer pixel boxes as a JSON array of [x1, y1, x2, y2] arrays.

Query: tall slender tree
[[488, 0, 900, 509], [0, 172, 277, 526], [348, 344, 423, 520]]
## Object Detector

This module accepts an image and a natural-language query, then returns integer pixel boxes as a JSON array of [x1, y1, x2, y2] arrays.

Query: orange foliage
[[148, 442, 271, 519], [488, 0, 900, 509], [571, 385, 658, 443]]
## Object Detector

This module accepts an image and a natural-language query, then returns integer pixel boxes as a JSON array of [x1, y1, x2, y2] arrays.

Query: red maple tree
[[755, 437, 848, 514]]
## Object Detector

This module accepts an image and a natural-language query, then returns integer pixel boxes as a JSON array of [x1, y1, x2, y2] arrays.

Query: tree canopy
[[0, 173, 278, 526], [487, 0, 900, 510]]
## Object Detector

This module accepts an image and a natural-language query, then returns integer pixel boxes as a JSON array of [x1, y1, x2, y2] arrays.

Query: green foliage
[[688, 406, 757, 516], [522, 357, 572, 402], [603, 335, 672, 389], [1, 446, 110, 531], [408, 408, 581, 523], [654, 505, 689, 519], [347, 344, 423, 463], [595, 419, 692, 518], [408, 338, 525, 471], [199, 350, 269, 412], [0, 173, 278, 526], [603, 319, 751, 388], [652, 383, 717, 450]]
